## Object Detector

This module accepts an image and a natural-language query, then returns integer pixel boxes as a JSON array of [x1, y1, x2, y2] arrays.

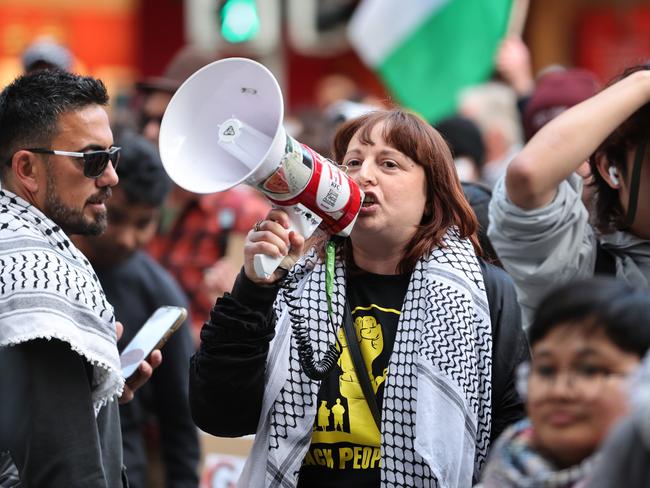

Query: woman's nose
[[356, 160, 377, 186]]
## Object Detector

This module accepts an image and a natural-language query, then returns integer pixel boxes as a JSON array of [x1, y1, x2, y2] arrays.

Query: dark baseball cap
[[523, 68, 601, 141]]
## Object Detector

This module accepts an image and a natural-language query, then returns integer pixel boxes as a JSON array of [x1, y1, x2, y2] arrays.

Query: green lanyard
[[325, 240, 336, 322]]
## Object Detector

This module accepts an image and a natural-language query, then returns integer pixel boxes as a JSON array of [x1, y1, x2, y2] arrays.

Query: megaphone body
[[159, 58, 363, 279]]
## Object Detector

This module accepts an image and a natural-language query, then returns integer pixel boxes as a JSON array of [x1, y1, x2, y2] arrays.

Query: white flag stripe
[[348, 0, 450, 67]]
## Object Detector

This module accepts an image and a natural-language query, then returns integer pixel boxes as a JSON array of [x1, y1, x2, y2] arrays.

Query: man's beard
[[44, 169, 110, 236]]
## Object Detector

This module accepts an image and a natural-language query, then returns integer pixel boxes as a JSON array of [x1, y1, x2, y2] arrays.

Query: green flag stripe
[[348, 0, 449, 66], [377, 0, 512, 122]]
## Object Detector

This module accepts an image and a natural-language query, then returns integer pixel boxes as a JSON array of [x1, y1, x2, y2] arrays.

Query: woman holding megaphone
[[189, 109, 528, 487]]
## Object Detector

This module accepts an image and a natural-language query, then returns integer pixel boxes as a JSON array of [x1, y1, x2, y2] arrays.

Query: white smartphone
[[120, 305, 187, 379]]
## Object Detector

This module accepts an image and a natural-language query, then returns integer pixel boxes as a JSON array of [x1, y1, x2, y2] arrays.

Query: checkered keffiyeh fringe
[[240, 228, 492, 488], [0, 189, 123, 412]]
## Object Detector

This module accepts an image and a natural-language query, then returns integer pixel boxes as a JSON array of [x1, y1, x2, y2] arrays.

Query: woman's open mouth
[[362, 194, 377, 208], [359, 194, 378, 215]]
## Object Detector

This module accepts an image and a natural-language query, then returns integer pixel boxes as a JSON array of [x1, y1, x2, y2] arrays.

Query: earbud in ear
[[608, 166, 620, 187]]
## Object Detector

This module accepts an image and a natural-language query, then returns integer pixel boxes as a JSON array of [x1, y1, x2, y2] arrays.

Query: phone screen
[[120, 306, 187, 379]]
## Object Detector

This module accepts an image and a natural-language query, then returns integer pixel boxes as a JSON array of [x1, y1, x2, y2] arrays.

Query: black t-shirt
[[298, 271, 411, 488], [96, 251, 199, 488]]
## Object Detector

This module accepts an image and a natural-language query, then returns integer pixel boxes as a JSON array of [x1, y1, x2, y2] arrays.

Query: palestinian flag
[[348, 0, 513, 122]]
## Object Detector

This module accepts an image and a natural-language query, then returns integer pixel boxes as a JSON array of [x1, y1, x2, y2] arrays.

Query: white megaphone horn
[[159, 57, 364, 279]]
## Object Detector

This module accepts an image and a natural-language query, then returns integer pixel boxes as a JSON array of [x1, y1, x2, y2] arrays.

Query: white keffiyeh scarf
[[0, 189, 123, 413], [240, 228, 492, 488]]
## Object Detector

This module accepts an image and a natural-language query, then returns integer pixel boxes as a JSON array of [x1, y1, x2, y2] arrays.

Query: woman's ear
[[595, 155, 621, 190]]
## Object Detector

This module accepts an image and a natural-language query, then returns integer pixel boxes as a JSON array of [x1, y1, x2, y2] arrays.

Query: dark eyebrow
[[377, 148, 402, 158], [533, 350, 554, 359], [533, 347, 604, 361], [574, 348, 603, 358]]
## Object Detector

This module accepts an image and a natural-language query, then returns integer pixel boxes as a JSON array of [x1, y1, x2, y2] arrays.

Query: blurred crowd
[[1, 31, 650, 488]]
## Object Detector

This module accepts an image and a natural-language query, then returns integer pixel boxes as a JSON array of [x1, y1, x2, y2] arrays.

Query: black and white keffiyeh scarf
[[0, 189, 123, 413], [240, 228, 492, 488], [477, 419, 594, 488]]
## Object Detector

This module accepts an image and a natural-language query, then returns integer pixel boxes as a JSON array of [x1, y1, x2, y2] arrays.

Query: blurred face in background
[[526, 322, 640, 468], [140, 90, 173, 145], [86, 186, 159, 268]]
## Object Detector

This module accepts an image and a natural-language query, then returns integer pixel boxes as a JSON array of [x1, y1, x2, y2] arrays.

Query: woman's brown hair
[[332, 109, 481, 273], [590, 62, 650, 233]]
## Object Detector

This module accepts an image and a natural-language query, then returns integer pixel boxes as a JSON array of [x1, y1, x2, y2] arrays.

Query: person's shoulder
[[478, 258, 522, 327], [479, 258, 514, 289], [136, 251, 189, 304], [131, 249, 163, 269], [135, 250, 177, 281], [462, 181, 492, 206]]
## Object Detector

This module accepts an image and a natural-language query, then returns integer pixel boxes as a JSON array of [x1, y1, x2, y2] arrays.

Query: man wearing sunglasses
[[0, 69, 157, 487], [26, 146, 121, 179]]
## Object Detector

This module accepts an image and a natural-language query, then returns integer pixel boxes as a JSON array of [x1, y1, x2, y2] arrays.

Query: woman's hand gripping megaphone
[[244, 208, 307, 284]]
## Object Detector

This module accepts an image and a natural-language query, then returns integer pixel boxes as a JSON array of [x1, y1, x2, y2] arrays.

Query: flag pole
[[507, 0, 529, 37]]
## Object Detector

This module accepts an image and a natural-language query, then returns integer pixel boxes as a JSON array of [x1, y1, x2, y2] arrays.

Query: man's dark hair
[[0, 69, 108, 181], [529, 277, 650, 357], [114, 130, 171, 206], [589, 61, 650, 233]]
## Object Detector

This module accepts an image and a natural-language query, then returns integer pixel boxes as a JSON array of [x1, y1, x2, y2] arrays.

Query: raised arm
[[506, 69, 650, 209]]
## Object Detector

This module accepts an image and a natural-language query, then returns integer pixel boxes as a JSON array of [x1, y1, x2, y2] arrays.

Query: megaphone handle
[[253, 203, 322, 280]]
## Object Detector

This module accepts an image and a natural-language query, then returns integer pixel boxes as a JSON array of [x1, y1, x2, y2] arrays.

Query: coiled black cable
[[283, 276, 340, 381]]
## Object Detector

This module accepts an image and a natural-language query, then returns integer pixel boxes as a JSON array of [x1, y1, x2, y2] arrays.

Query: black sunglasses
[[26, 146, 121, 179]]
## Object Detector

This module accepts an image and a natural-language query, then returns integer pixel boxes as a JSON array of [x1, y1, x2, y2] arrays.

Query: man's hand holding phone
[[116, 321, 163, 403], [115, 306, 186, 403]]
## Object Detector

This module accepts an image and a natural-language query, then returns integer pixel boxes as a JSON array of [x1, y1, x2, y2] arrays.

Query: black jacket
[[189, 260, 530, 443], [0, 340, 126, 487], [97, 251, 199, 488]]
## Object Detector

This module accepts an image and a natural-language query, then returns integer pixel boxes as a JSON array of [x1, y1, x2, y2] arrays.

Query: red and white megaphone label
[[257, 134, 362, 236], [217, 117, 363, 278]]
